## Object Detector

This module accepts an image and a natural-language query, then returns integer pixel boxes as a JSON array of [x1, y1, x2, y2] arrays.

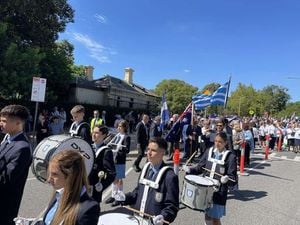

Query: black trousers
[[134, 143, 147, 167]]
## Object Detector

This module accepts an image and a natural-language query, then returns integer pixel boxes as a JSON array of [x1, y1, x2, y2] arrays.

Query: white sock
[[112, 183, 118, 198], [118, 184, 123, 192], [205, 220, 212, 225]]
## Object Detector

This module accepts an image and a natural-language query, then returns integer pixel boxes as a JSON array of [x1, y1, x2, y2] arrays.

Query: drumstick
[[122, 205, 170, 224], [184, 150, 198, 166], [202, 167, 236, 182], [180, 151, 198, 172]]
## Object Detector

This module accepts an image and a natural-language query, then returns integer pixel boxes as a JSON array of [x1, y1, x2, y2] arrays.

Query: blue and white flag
[[160, 94, 170, 128], [192, 92, 212, 110], [210, 82, 229, 106]]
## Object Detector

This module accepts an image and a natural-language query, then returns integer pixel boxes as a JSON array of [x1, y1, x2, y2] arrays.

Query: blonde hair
[[49, 150, 90, 225]]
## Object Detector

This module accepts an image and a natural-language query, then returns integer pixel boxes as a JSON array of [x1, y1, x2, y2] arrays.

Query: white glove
[[13, 217, 35, 225], [152, 215, 164, 225], [95, 182, 103, 192], [114, 190, 126, 201], [220, 175, 229, 184], [182, 165, 190, 173]]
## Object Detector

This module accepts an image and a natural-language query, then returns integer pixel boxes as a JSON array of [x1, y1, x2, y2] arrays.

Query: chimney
[[124, 67, 134, 83], [84, 66, 94, 81]]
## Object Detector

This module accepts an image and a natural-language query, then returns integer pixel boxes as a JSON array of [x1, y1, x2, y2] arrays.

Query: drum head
[[185, 175, 214, 186], [32, 135, 94, 183], [98, 213, 140, 225]]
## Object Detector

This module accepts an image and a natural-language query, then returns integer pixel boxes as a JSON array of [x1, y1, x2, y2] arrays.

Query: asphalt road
[[19, 148, 300, 225]]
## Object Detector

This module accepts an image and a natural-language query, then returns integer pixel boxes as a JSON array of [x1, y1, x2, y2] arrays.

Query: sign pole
[[32, 101, 39, 147]]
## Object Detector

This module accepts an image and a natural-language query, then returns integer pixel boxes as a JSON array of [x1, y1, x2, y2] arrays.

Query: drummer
[[183, 132, 237, 225], [69, 105, 92, 144], [89, 125, 116, 203], [114, 137, 179, 225]]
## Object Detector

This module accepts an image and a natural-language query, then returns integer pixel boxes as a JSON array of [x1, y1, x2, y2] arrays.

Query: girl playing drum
[[183, 132, 237, 225]]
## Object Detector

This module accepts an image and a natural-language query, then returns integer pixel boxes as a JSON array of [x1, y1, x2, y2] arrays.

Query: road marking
[[102, 167, 133, 200], [27, 177, 36, 181], [294, 156, 300, 161]]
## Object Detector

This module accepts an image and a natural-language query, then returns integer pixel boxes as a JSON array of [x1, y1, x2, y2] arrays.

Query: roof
[[71, 75, 159, 98]]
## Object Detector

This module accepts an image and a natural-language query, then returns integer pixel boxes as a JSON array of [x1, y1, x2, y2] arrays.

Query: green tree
[[226, 83, 259, 116], [276, 102, 300, 118], [71, 65, 86, 78], [0, 0, 74, 101], [40, 40, 74, 102], [0, 0, 74, 48], [259, 85, 290, 114], [154, 79, 197, 113]]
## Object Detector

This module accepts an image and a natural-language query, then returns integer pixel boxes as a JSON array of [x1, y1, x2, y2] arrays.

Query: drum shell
[[32, 134, 94, 183], [98, 213, 151, 225], [181, 175, 215, 211]]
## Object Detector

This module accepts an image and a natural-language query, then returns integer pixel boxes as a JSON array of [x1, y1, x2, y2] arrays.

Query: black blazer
[[37, 191, 100, 225], [115, 134, 131, 165], [124, 162, 179, 224], [0, 133, 32, 225], [136, 121, 149, 147], [89, 142, 116, 202]]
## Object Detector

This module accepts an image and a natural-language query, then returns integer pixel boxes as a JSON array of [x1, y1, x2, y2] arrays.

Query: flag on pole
[[165, 102, 192, 142], [210, 82, 230, 106], [160, 93, 170, 129]]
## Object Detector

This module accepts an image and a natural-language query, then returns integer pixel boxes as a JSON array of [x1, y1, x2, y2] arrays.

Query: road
[[19, 148, 300, 225]]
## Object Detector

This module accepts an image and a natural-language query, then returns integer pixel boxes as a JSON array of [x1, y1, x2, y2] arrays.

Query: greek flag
[[210, 82, 229, 106], [160, 94, 170, 128]]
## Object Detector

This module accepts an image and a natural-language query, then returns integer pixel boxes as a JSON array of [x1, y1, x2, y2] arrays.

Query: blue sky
[[60, 0, 300, 102]]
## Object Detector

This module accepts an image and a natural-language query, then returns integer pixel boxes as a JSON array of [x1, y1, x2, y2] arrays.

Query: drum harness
[[207, 147, 230, 181], [69, 121, 90, 137], [138, 162, 171, 218]]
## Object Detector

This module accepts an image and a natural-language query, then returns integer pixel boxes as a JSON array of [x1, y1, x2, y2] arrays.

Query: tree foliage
[[154, 79, 197, 114], [0, 0, 74, 102]]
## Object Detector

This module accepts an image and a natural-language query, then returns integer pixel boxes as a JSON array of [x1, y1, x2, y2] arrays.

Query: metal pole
[[32, 101, 39, 147]]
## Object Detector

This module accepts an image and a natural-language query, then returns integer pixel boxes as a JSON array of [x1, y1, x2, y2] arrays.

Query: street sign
[[31, 77, 47, 102], [249, 109, 255, 115]]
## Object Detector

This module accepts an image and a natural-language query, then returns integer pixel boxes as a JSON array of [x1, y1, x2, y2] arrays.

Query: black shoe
[[111, 200, 121, 207], [133, 164, 142, 172], [105, 197, 115, 204]]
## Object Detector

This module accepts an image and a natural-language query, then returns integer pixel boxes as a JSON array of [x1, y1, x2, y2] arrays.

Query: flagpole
[[224, 76, 231, 109], [190, 102, 194, 158]]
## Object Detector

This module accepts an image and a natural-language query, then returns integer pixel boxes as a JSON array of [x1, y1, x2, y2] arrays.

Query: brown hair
[[118, 119, 129, 133], [49, 150, 90, 225]]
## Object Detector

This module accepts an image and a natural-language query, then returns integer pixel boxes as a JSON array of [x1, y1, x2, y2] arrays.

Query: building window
[[117, 96, 120, 108], [147, 101, 150, 110], [129, 98, 134, 108]]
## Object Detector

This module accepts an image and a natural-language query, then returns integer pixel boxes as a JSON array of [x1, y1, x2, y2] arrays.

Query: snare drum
[[32, 134, 94, 182], [98, 213, 150, 225], [181, 175, 217, 211]]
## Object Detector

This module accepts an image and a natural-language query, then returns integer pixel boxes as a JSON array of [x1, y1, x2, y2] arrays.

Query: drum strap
[[139, 162, 171, 217], [207, 147, 230, 178], [69, 122, 90, 137]]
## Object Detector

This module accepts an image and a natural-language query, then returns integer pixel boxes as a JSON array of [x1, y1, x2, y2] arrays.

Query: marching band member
[[105, 120, 131, 207], [15, 150, 100, 225], [0, 105, 32, 225], [89, 125, 116, 203], [69, 105, 92, 144], [114, 137, 179, 225], [183, 132, 237, 225]]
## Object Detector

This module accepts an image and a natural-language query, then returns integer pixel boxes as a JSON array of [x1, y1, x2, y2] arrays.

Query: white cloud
[[94, 13, 107, 24], [72, 32, 115, 63], [184, 69, 191, 73]]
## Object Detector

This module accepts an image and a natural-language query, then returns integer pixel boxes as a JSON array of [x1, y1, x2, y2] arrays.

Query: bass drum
[[32, 134, 94, 183]]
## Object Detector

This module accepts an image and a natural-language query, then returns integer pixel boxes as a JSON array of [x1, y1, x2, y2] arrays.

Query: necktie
[[147, 168, 154, 180], [45, 193, 60, 225]]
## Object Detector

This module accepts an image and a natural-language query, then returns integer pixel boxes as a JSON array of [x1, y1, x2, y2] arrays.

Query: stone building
[[68, 67, 159, 111]]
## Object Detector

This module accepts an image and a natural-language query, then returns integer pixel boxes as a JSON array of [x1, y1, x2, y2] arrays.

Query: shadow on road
[[227, 189, 268, 201], [247, 170, 294, 182]]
